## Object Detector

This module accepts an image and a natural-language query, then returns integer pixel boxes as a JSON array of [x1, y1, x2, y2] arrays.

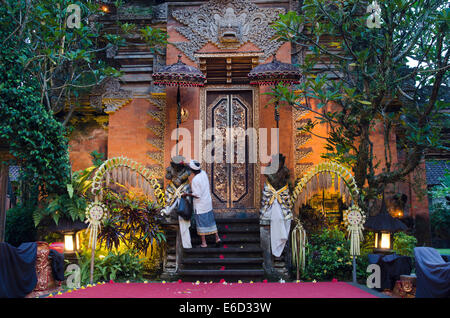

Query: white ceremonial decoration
[[343, 205, 366, 256]]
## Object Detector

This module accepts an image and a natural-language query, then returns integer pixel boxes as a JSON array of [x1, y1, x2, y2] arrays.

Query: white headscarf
[[189, 159, 201, 171]]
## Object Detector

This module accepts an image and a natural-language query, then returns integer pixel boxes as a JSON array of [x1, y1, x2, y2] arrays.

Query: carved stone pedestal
[[159, 218, 180, 281], [259, 222, 291, 281]]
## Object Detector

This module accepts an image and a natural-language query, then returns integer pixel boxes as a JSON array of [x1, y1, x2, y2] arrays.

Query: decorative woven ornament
[[343, 205, 366, 256], [291, 218, 307, 279], [85, 201, 107, 249]]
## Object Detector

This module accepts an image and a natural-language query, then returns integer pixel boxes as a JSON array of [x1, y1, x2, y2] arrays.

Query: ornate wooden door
[[205, 90, 255, 212]]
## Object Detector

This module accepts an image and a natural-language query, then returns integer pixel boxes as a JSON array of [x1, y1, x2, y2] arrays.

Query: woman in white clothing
[[182, 160, 221, 248]]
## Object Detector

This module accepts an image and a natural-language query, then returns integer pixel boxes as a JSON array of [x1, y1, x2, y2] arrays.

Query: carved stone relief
[[146, 93, 167, 179], [171, 0, 286, 62], [292, 105, 313, 180], [89, 77, 133, 113]]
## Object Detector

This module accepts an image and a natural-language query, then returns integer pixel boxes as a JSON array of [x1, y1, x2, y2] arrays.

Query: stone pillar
[[260, 222, 274, 277], [260, 220, 291, 281], [160, 219, 180, 280]]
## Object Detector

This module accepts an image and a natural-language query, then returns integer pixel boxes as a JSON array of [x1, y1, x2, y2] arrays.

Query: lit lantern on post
[[64, 231, 79, 254], [365, 196, 407, 254], [374, 231, 392, 251]]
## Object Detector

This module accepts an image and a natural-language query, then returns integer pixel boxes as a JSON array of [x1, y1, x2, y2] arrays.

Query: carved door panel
[[206, 91, 255, 212]]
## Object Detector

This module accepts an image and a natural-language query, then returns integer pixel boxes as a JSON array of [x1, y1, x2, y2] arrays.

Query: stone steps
[[179, 217, 264, 282], [177, 269, 265, 282]]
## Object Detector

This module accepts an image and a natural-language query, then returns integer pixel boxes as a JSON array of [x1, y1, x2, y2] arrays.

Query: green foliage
[[297, 204, 330, 234], [430, 203, 450, 240], [14, 0, 123, 124], [43, 232, 64, 244], [271, 0, 449, 207], [299, 227, 373, 282], [355, 231, 375, 282], [33, 166, 95, 226], [5, 204, 38, 247], [0, 3, 71, 200], [302, 227, 353, 281], [429, 171, 450, 240], [90, 150, 105, 168], [140, 26, 168, 54], [76, 250, 144, 285], [393, 232, 417, 257], [97, 185, 166, 254]]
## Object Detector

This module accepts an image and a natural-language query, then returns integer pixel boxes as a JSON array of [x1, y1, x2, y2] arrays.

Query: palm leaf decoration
[[291, 218, 307, 281]]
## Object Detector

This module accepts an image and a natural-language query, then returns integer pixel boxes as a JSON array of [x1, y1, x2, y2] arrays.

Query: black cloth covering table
[[49, 249, 65, 282], [414, 247, 450, 298], [368, 253, 412, 290], [0, 242, 37, 298]]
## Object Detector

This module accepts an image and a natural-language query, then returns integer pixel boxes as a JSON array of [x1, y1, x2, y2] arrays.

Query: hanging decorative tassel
[[331, 172, 334, 189], [291, 218, 307, 280], [312, 175, 317, 195], [144, 180, 150, 196], [112, 167, 117, 183], [126, 168, 130, 187], [85, 201, 107, 250], [117, 167, 122, 184], [326, 172, 332, 190], [131, 171, 136, 187], [343, 205, 366, 256]]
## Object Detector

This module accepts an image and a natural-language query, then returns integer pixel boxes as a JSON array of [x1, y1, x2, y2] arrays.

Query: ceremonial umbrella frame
[[248, 54, 302, 154], [152, 54, 206, 155]]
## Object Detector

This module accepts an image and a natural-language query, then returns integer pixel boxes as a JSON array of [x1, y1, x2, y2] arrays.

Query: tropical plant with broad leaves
[[33, 166, 96, 226], [97, 184, 166, 255]]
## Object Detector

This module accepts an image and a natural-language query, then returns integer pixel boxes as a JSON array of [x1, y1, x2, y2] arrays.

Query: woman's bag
[[176, 196, 193, 221]]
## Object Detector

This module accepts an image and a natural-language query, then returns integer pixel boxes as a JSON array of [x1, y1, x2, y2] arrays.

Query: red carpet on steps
[[52, 282, 377, 298]]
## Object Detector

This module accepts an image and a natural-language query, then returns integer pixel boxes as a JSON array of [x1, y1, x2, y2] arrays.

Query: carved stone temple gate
[[64, 0, 432, 282], [159, 0, 299, 281], [85, 0, 308, 281]]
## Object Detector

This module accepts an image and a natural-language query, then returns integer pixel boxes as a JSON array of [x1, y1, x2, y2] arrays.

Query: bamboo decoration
[[85, 201, 107, 284], [291, 218, 307, 281], [343, 205, 366, 256], [343, 204, 366, 283], [130, 171, 136, 187], [289, 162, 364, 283], [91, 156, 165, 206], [87, 156, 166, 284], [291, 161, 360, 207]]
